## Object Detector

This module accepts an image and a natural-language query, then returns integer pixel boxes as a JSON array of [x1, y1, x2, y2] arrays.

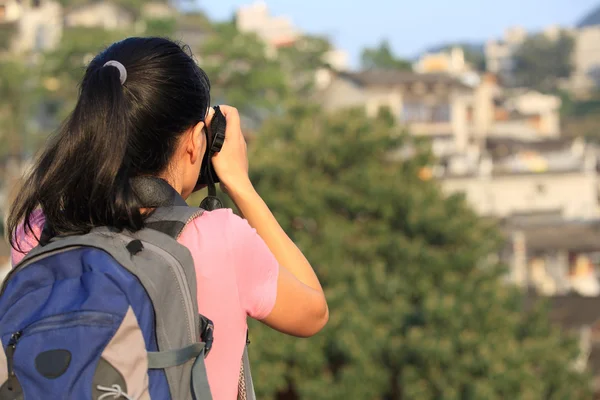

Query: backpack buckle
[[199, 316, 214, 357]]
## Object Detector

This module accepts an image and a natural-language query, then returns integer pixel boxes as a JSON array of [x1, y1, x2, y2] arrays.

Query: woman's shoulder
[[185, 208, 279, 319], [187, 208, 253, 238], [177, 208, 250, 256]]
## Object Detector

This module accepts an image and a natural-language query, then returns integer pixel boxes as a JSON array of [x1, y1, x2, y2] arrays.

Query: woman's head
[[8, 37, 211, 248]]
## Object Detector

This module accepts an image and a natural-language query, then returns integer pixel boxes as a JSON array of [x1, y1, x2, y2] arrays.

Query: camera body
[[198, 105, 226, 186]]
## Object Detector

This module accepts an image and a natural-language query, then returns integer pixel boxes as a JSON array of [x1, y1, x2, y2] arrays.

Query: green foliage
[[144, 18, 177, 37], [244, 106, 592, 399], [0, 59, 38, 157], [361, 39, 412, 71], [178, 11, 213, 31], [277, 35, 331, 96], [0, 22, 17, 51], [57, 0, 162, 16], [513, 32, 574, 92], [560, 91, 600, 141]]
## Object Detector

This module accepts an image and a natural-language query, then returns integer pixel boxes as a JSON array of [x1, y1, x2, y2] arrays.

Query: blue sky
[[199, 0, 599, 67]]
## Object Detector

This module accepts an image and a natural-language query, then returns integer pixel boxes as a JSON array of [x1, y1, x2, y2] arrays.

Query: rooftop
[[502, 219, 600, 252], [578, 4, 600, 29], [338, 69, 471, 90]]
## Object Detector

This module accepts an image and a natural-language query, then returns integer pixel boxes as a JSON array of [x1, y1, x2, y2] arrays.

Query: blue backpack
[[0, 177, 256, 400]]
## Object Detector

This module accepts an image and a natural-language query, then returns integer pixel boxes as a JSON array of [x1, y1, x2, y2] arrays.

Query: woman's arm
[[212, 105, 328, 337], [229, 183, 328, 337]]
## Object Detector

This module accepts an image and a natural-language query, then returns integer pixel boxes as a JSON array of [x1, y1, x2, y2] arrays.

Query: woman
[[7, 37, 328, 399]]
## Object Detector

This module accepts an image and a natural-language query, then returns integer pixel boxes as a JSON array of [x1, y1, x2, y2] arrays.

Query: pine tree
[[243, 106, 592, 399]]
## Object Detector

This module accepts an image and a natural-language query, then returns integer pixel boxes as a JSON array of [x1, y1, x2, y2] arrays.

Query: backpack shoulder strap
[[145, 206, 205, 239]]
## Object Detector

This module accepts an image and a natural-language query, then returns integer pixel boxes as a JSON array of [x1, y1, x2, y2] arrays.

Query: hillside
[[578, 4, 600, 28]]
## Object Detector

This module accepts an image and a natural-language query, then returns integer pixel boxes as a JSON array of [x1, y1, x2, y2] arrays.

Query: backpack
[[0, 177, 256, 400]]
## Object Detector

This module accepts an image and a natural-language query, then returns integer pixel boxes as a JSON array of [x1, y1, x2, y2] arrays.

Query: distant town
[[5, 0, 600, 393], [3, 1, 600, 288], [5, 1, 600, 383]]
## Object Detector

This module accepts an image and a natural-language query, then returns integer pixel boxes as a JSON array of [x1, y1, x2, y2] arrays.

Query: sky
[[199, 0, 600, 67]]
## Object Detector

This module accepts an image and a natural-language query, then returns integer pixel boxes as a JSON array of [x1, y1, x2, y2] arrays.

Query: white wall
[[64, 2, 132, 30], [441, 171, 598, 219], [0, 0, 23, 22], [572, 26, 600, 92], [10, 0, 62, 53]]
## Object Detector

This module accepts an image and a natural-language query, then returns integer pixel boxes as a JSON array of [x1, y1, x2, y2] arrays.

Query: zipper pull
[[6, 331, 22, 391]]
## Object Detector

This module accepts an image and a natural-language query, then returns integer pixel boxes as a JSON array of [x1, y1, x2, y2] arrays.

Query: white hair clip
[[103, 60, 127, 85]]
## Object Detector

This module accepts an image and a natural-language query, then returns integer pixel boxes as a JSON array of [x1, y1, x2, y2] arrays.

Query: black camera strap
[[131, 176, 188, 208], [199, 106, 225, 211], [200, 165, 223, 211]]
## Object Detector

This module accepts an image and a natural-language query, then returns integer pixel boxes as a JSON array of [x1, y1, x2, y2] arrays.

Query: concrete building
[[466, 74, 562, 142], [64, 1, 134, 30], [236, 1, 299, 48], [236, 1, 349, 71], [442, 136, 600, 300], [0, 0, 22, 22], [570, 25, 600, 96], [0, 0, 62, 53], [440, 139, 598, 220], [485, 26, 528, 86], [414, 47, 470, 77], [141, 2, 175, 20], [316, 68, 474, 156]]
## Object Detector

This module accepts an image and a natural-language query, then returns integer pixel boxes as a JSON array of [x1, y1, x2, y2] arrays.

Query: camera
[[198, 105, 226, 186]]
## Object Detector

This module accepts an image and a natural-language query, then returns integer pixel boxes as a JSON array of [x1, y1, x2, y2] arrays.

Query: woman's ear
[[188, 121, 205, 165]]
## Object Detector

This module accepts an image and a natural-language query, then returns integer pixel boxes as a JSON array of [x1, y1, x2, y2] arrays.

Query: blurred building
[[141, 2, 176, 20], [316, 68, 563, 158], [441, 137, 598, 220], [570, 14, 600, 96], [485, 26, 528, 86], [0, 0, 62, 53], [64, 1, 134, 30], [469, 74, 562, 141], [316, 65, 600, 302], [236, 1, 298, 48], [316, 68, 474, 157], [235, 1, 349, 71], [413, 47, 471, 77]]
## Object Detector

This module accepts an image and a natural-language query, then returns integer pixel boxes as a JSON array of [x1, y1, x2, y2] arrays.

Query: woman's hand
[[210, 105, 253, 196]]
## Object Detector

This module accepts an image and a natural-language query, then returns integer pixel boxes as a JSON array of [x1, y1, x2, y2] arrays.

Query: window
[[402, 102, 429, 123], [431, 104, 451, 122], [402, 102, 451, 123], [34, 25, 46, 51], [535, 183, 546, 195]]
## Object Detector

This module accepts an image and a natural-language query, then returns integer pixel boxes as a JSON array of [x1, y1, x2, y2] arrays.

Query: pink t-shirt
[[11, 208, 279, 400]]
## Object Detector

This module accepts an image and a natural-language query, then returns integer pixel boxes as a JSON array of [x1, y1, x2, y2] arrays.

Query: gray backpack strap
[[117, 225, 212, 400], [147, 342, 211, 400]]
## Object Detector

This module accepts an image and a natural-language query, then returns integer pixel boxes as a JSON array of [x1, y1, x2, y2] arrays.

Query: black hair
[[8, 37, 211, 250]]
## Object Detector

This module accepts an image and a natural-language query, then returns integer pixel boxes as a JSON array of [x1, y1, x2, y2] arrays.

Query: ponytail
[[8, 60, 142, 250], [8, 37, 212, 251]]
